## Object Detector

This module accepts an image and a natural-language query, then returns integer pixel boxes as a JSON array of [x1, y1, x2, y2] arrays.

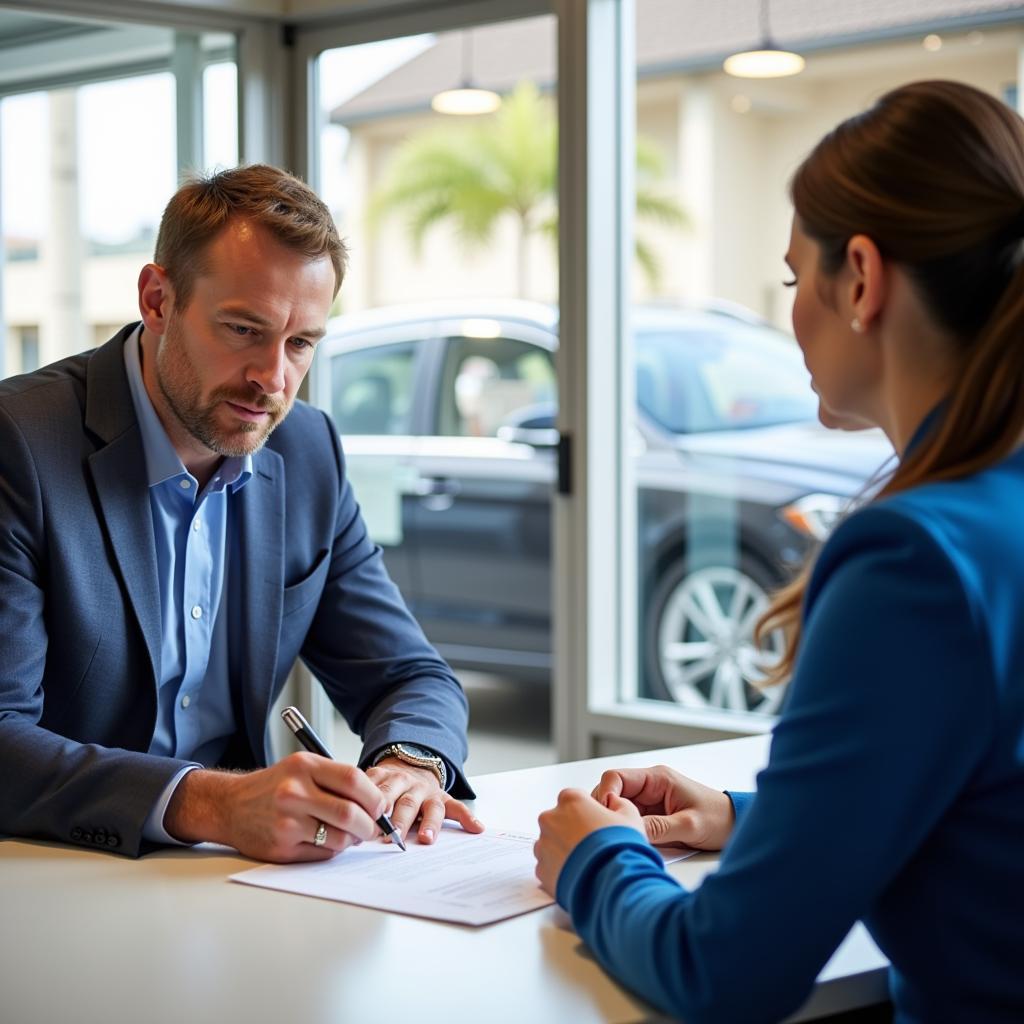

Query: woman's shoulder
[[811, 451, 1024, 634]]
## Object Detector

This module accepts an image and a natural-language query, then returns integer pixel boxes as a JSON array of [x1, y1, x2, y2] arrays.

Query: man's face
[[152, 219, 336, 460]]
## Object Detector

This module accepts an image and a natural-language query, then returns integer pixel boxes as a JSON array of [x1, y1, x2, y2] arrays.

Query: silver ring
[[313, 821, 328, 847]]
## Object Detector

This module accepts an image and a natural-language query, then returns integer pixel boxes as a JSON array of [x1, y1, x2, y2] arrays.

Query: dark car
[[314, 300, 892, 716]]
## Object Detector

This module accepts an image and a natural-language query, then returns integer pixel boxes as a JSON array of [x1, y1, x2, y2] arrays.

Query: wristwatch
[[373, 743, 447, 790]]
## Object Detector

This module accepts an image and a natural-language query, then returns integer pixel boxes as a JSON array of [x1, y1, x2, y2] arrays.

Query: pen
[[280, 705, 407, 852]]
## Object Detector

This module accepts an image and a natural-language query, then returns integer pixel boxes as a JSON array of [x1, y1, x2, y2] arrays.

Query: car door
[[317, 331, 432, 602], [408, 321, 557, 675]]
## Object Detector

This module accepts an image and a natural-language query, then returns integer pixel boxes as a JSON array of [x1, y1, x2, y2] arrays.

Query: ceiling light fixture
[[431, 29, 502, 115], [724, 0, 805, 79]]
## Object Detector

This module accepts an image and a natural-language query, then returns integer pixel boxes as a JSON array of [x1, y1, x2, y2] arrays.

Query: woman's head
[[792, 80, 1024, 342], [759, 81, 1024, 683]]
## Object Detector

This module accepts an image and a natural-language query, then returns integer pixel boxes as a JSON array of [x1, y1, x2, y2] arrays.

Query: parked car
[[314, 300, 893, 716]]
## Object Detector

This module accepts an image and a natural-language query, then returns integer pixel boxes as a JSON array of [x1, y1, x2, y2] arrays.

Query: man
[[0, 165, 480, 861]]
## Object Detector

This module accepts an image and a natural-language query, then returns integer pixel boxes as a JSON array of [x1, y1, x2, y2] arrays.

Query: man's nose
[[247, 341, 288, 395]]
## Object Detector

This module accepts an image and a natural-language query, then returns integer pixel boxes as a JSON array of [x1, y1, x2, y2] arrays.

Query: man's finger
[[305, 793, 380, 843], [442, 796, 484, 834], [387, 789, 422, 840], [303, 818, 362, 853], [306, 757, 386, 819], [415, 797, 446, 844]]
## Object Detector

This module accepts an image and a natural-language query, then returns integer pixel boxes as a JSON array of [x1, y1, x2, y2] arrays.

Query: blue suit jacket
[[0, 325, 473, 856]]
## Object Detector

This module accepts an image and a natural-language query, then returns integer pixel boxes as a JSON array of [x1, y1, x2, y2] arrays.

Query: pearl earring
[[851, 317, 864, 333]]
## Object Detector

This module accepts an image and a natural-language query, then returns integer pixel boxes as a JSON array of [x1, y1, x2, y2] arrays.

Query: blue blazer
[[0, 325, 472, 856]]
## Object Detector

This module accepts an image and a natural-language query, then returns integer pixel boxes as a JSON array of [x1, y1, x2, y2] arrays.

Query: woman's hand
[[592, 765, 736, 851], [534, 788, 645, 895]]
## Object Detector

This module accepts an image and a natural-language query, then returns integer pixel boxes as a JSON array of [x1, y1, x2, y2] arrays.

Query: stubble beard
[[156, 315, 290, 458]]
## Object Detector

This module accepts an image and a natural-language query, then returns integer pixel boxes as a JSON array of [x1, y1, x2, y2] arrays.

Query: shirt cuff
[[724, 789, 755, 826], [142, 764, 202, 845]]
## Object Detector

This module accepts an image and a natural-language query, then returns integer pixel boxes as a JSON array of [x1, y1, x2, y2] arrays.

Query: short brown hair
[[153, 164, 348, 307]]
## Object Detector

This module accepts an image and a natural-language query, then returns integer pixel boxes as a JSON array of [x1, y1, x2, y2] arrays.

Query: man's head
[[138, 166, 345, 469], [154, 164, 347, 307]]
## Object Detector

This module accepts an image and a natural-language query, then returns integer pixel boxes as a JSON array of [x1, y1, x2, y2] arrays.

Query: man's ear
[[844, 234, 886, 332], [138, 264, 174, 334]]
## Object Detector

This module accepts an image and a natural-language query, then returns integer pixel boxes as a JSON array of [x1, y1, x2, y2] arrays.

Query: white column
[[40, 89, 85, 366]]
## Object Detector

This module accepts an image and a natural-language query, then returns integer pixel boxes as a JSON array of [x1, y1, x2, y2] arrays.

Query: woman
[[534, 80, 1024, 1023]]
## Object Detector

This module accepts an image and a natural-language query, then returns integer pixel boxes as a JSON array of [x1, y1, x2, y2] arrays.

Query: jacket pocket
[[282, 548, 330, 618]]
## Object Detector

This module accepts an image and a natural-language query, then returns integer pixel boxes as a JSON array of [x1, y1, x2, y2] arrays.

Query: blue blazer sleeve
[[295, 410, 475, 797], [555, 506, 994, 1023]]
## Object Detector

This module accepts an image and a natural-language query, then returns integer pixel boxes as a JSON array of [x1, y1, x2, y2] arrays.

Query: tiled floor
[[330, 671, 557, 778]]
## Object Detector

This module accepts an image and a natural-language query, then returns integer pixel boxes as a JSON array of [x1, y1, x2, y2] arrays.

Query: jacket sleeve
[[555, 506, 994, 1023], [298, 411, 475, 798], [0, 402, 193, 857]]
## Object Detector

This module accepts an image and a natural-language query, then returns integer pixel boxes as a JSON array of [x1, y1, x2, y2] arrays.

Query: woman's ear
[[137, 264, 174, 334], [844, 235, 886, 332]]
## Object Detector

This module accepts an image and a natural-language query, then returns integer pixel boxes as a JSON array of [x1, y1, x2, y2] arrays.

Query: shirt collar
[[122, 326, 253, 494]]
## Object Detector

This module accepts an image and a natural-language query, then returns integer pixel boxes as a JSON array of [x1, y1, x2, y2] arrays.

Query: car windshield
[[635, 317, 819, 434]]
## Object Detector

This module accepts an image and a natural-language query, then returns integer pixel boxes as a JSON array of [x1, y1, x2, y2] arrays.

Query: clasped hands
[[165, 752, 482, 862], [533, 765, 736, 895]]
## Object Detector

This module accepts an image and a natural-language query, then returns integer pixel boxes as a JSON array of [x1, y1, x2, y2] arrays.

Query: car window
[[437, 336, 556, 438], [330, 342, 418, 436], [636, 319, 818, 433]]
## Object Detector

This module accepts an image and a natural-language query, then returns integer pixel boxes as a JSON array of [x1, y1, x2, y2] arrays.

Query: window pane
[[330, 343, 418, 435], [313, 17, 559, 755], [1, 21, 237, 381], [439, 336, 556, 438], [620, 2, 1020, 724]]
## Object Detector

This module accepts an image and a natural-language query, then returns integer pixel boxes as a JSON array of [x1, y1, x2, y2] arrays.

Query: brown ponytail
[[757, 81, 1024, 685]]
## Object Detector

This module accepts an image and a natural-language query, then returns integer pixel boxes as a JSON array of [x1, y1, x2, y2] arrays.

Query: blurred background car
[[314, 300, 893, 715]]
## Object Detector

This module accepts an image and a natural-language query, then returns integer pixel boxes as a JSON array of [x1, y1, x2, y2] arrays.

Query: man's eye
[[228, 324, 254, 336], [291, 338, 313, 351], [782, 277, 797, 288]]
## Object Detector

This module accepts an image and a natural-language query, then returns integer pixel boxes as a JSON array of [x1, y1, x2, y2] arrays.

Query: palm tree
[[368, 81, 687, 297]]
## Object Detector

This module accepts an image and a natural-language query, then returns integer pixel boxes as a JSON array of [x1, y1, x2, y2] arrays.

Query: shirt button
[[192, 519, 201, 532], [191, 605, 203, 620], [181, 694, 191, 709], [179, 479, 192, 490]]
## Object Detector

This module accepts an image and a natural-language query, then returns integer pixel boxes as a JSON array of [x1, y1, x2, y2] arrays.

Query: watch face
[[398, 744, 439, 762]]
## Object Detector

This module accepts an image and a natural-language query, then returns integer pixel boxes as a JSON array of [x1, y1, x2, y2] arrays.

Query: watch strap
[[373, 743, 447, 790]]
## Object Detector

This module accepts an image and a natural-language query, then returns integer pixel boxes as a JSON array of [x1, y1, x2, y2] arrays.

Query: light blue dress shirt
[[122, 329, 252, 842]]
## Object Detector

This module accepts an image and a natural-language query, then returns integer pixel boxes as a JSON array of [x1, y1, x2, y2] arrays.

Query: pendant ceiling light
[[724, 0, 805, 79], [431, 30, 502, 115]]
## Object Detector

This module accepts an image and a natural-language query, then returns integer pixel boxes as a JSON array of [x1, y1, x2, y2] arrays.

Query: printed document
[[231, 825, 695, 926]]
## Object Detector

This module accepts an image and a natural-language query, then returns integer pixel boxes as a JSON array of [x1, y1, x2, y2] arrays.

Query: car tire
[[643, 551, 787, 714]]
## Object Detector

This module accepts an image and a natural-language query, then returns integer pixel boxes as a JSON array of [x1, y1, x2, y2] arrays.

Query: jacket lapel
[[84, 326, 162, 687], [236, 447, 285, 761]]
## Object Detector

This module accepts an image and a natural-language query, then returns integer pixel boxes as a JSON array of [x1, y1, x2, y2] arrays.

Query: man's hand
[[592, 765, 736, 851], [367, 758, 483, 845], [164, 753, 387, 862], [534, 788, 645, 895]]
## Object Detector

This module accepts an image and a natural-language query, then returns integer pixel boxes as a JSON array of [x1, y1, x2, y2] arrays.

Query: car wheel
[[644, 554, 787, 714]]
